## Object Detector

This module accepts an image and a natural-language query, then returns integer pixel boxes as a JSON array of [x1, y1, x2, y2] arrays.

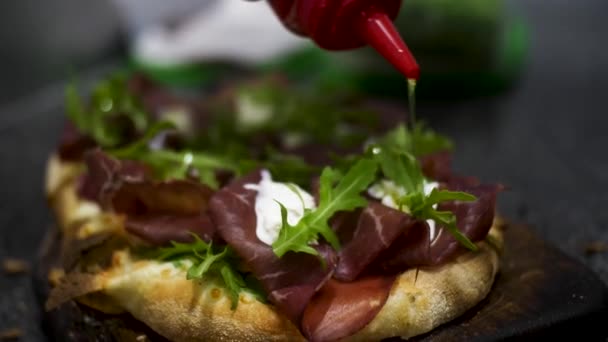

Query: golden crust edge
[[45, 154, 503, 342], [348, 235, 501, 341]]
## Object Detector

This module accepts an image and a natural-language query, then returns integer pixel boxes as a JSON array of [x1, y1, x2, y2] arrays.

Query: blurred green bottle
[[134, 0, 528, 101], [260, 0, 528, 100]]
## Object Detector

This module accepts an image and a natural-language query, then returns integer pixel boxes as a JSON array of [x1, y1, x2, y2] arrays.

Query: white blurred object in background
[[111, 0, 307, 66]]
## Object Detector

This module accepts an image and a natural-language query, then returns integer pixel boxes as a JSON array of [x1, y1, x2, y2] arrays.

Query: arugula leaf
[[108, 121, 241, 188], [275, 202, 318, 257], [186, 243, 229, 280], [377, 123, 453, 157], [110, 121, 176, 159], [330, 122, 453, 177], [261, 147, 321, 186], [272, 158, 378, 258], [109, 121, 322, 188], [410, 123, 454, 156], [70, 74, 378, 189], [144, 149, 239, 189], [155, 235, 209, 261], [373, 145, 423, 194], [200, 78, 378, 158], [152, 234, 265, 309], [66, 83, 87, 132], [422, 208, 478, 251], [219, 264, 246, 309], [65, 74, 150, 147], [372, 142, 478, 251], [425, 189, 477, 206]]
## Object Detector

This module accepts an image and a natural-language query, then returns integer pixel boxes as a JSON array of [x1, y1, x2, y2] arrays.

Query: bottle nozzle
[[358, 10, 420, 80]]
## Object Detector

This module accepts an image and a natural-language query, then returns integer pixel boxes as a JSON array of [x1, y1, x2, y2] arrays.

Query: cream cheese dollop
[[368, 179, 440, 240], [245, 170, 316, 245]]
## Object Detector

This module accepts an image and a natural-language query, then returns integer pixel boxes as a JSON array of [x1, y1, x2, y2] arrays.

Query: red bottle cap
[[268, 0, 420, 80]]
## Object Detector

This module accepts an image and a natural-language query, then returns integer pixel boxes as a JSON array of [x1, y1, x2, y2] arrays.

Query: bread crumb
[[0, 328, 22, 340], [2, 258, 30, 275]]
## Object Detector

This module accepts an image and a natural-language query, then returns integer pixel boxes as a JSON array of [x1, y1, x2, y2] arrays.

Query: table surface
[[0, 0, 607, 340]]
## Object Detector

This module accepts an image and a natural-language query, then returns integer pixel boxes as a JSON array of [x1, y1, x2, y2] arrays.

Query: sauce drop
[[407, 78, 417, 127]]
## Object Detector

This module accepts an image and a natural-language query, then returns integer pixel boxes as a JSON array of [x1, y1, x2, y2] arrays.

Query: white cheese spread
[[245, 170, 316, 245]]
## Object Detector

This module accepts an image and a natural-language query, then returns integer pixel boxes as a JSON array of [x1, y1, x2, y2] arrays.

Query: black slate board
[[33, 222, 608, 341]]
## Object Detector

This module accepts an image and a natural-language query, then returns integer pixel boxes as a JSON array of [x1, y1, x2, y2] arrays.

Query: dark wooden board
[[34, 222, 608, 341], [413, 223, 608, 341]]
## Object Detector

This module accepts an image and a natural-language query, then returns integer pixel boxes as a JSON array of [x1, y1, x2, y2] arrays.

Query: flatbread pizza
[[42, 73, 504, 341]]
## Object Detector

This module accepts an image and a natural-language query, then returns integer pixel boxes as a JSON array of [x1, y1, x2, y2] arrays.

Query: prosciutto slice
[[78, 149, 150, 206], [78, 149, 217, 245], [57, 121, 97, 162], [111, 180, 213, 215], [208, 170, 337, 324], [379, 181, 500, 271], [419, 150, 452, 181], [301, 276, 396, 342], [333, 202, 418, 282], [125, 214, 216, 245]]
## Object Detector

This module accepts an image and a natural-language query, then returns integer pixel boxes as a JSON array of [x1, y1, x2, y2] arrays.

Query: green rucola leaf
[[310, 220, 340, 251], [318, 158, 378, 216], [155, 234, 208, 261], [65, 83, 87, 131], [263, 147, 321, 185], [443, 222, 478, 251], [109, 121, 176, 159], [411, 123, 453, 156], [373, 145, 423, 194], [424, 209, 456, 225], [220, 263, 247, 310], [277, 201, 289, 229], [273, 201, 318, 257], [373, 125, 478, 252], [272, 158, 377, 258], [425, 189, 477, 206], [318, 167, 341, 205], [65, 74, 153, 148], [382, 124, 410, 151], [377, 123, 453, 157], [108, 121, 240, 188], [186, 244, 229, 280], [424, 208, 478, 251], [148, 233, 263, 309]]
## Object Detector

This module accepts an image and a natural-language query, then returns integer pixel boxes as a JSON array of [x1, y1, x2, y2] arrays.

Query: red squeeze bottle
[[267, 0, 420, 80]]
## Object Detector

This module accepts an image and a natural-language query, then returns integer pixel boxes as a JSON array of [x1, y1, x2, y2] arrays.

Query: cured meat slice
[[78, 149, 150, 206], [419, 150, 452, 181], [379, 181, 500, 271], [57, 121, 97, 162], [333, 202, 417, 282], [79, 149, 216, 245], [301, 276, 396, 342], [125, 214, 216, 245], [208, 170, 337, 324]]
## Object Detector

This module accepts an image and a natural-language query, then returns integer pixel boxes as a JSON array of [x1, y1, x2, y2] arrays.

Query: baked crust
[[45, 155, 503, 341]]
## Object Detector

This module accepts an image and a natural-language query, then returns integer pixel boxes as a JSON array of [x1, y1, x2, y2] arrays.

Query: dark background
[[0, 0, 606, 339]]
